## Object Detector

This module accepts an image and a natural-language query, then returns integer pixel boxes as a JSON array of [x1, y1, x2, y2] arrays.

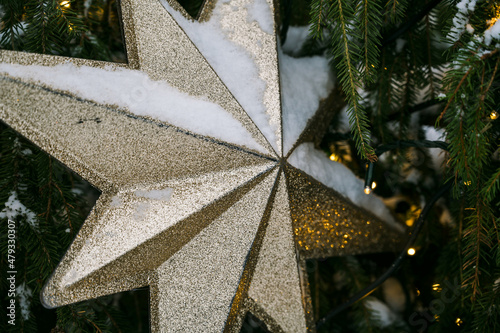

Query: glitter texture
[[217, 0, 282, 154], [248, 172, 308, 332], [152, 168, 278, 332], [0, 0, 406, 331], [285, 164, 403, 259]]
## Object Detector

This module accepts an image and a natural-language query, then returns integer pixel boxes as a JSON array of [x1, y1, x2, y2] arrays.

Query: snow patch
[[484, 19, 500, 46], [0, 63, 265, 153], [280, 50, 334, 155], [135, 188, 174, 201], [282, 26, 311, 55], [246, 0, 274, 34], [423, 125, 446, 171], [16, 282, 32, 321], [364, 297, 398, 327], [0, 191, 37, 229]]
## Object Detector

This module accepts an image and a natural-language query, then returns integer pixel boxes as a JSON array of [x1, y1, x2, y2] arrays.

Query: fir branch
[[329, 0, 377, 160], [359, 0, 382, 80]]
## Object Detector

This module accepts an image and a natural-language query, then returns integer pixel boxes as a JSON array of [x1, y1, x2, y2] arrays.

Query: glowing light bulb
[[432, 283, 442, 292], [464, 180, 471, 186], [364, 186, 371, 195], [490, 111, 498, 120], [407, 248, 416, 256], [60, 1, 71, 8], [329, 153, 339, 161], [456, 318, 463, 326], [371, 181, 377, 189]]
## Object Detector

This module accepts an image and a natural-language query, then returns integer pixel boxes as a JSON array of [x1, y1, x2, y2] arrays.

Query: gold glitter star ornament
[[0, 0, 403, 331]]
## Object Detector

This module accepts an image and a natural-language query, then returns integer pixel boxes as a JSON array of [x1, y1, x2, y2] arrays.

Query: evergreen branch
[[359, 0, 382, 80], [331, 0, 376, 160], [482, 168, 500, 202], [439, 67, 471, 121]]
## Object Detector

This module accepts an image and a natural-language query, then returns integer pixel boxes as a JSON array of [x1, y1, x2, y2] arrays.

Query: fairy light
[[60, 0, 71, 8], [464, 180, 471, 186], [364, 186, 372, 195], [490, 111, 498, 120], [416, 288, 420, 296], [432, 283, 442, 292], [371, 181, 377, 190], [329, 153, 339, 162], [456, 318, 463, 326], [407, 248, 416, 256]]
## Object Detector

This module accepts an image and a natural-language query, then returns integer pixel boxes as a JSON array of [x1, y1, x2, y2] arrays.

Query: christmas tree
[[1, 0, 499, 332]]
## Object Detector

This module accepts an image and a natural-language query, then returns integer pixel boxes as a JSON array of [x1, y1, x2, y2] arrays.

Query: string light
[[364, 162, 374, 195], [456, 318, 463, 326], [415, 288, 420, 296], [60, 0, 71, 8], [371, 181, 377, 190], [329, 153, 339, 162], [490, 111, 498, 120], [407, 248, 416, 256], [432, 283, 442, 292], [464, 180, 471, 186]]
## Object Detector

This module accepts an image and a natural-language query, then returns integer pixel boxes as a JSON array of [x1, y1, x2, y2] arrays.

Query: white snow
[[0, 191, 37, 229], [16, 282, 32, 321], [280, 49, 334, 155], [110, 195, 122, 208], [395, 39, 406, 53], [246, 0, 274, 34], [484, 19, 500, 46], [364, 297, 398, 327], [0, 62, 266, 153], [159, 0, 278, 152], [279, 25, 334, 155], [288, 143, 403, 231], [282, 26, 311, 55], [447, 0, 477, 42], [494, 277, 500, 291], [423, 125, 446, 171], [134, 188, 174, 201]]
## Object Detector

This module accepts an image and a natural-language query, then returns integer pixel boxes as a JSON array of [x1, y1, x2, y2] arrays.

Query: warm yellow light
[[490, 111, 498, 120], [432, 283, 442, 292], [329, 153, 339, 161], [60, 0, 70, 8], [407, 248, 416, 256], [406, 219, 414, 227], [416, 288, 420, 296], [371, 181, 377, 190], [464, 180, 471, 186], [364, 186, 371, 195], [456, 318, 463, 326]]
